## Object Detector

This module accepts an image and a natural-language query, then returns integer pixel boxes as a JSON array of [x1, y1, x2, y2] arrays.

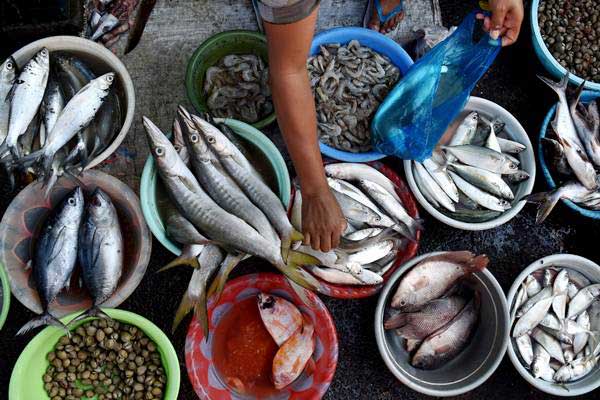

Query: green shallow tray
[[0, 262, 10, 331], [185, 30, 275, 129]]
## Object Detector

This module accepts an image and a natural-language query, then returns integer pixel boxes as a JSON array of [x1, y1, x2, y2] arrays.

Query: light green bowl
[[0, 262, 10, 331], [9, 308, 180, 400], [185, 30, 276, 128], [140, 118, 291, 255]]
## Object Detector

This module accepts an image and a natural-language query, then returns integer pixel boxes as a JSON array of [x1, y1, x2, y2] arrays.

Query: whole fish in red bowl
[[185, 272, 338, 399]]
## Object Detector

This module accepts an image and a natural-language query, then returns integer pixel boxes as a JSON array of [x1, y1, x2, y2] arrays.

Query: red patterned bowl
[[290, 160, 420, 299], [0, 170, 152, 317], [185, 272, 338, 400]]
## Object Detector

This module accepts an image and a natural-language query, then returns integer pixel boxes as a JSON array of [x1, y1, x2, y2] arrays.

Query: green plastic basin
[[9, 308, 180, 400], [0, 262, 10, 331], [185, 30, 275, 129], [140, 118, 291, 255]]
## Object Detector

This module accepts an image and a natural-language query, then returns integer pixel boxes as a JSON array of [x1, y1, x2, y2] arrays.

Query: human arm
[[477, 0, 524, 46]]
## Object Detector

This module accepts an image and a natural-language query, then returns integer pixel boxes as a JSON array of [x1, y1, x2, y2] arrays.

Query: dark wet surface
[[1, 2, 599, 400]]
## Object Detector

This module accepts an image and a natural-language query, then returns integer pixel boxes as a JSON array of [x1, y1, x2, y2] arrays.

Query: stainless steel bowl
[[375, 251, 509, 397], [507, 254, 600, 396]]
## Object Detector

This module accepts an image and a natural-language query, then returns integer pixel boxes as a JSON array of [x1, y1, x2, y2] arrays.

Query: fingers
[[321, 234, 332, 253], [311, 234, 321, 253], [303, 232, 311, 246], [490, 3, 509, 38], [502, 27, 519, 46]]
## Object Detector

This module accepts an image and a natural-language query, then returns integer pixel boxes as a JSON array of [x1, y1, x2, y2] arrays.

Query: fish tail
[[538, 73, 569, 99], [571, 81, 586, 112], [66, 306, 112, 329], [157, 254, 201, 273], [11, 148, 42, 169], [466, 254, 489, 273], [172, 289, 195, 334], [411, 218, 425, 234], [384, 313, 409, 329], [521, 190, 560, 224], [17, 312, 70, 336], [207, 253, 243, 302], [287, 250, 321, 266], [278, 260, 326, 294], [194, 291, 210, 338]]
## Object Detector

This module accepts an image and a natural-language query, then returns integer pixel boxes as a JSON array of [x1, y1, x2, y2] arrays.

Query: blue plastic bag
[[371, 12, 501, 161]]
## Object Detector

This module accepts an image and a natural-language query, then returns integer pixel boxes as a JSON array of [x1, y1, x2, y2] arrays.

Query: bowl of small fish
[[531, 0, 600, 91], [185, 30, 275, 128], [0, 262, 10, 331], [140, 110, 291, 257], [507, 254, 600, 396], [9, 308, 180, 400], [289, 161, 420, 299], [405, 96, 535, 230], [309, 27, 413, 161], [185, 272, 338, 400], [4, 35, 134, 189], [535, 81, 600, 222], [375, 251, 509, 397], [0, 170, 151, 332]]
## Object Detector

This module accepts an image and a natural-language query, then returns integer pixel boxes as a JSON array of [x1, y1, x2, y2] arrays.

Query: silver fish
[[484, 119, 502, 153], [413, 164, 440, 208], [570, 82, 600, 167], [414, 162, 455, 212], [40, 77, 64, 144], [422, 158, 459, 202], [442, 145, 519, 175], [513, 296, 554, 338], [0, 57, 17, 143], [552, 269, 569, 320], [307, 265, 373, 286], [448, 112, 479, 148], [532, 327, 565, 363], [540, 312, 561, 331], [505, 169, 530, 183], [449, 163, 514, 200], [511, 285, 528, 323], [324, 163, 400, 201], [541, 137, 572, 177], [72, 188, 123, 323], [497, 137, 526, 154], [17, 187, 84, 335], [532, 343, 555, 381], [568, 284, 600, 319], [554, 355, 599, 382], [448, 171, 511, 212], [391, 251, 488, 310], [517, 287, 553, 318], [525, 275, 543, 297], [588, 301, 600, 351], [344, 239, 395, 265], [411, 297, 479, 370], [2, 48, 49, 159], [515, 334, 534, 367], [524, 181, 600, 224]]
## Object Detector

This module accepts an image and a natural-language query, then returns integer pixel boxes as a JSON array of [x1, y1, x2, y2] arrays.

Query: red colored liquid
[[212, 297, 279, 397]]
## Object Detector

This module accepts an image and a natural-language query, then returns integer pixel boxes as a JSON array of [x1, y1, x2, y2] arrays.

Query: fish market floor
[[0, 1, 598, 399]]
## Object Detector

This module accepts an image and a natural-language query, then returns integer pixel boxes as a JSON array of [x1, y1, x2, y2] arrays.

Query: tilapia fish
[[385, 296, 467, 340], [411, 297, 479, 369], [17, 187, 84, 335], [71, 188, 123, 324], [257, 293, 302, 346], [391, 251, 488, 311], [272, 315, 315, 389], [309, 40, 400, 153]]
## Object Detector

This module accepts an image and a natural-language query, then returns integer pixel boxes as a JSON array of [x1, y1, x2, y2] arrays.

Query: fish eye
[[190, 134, 199, 143], [6, 61, 13, 70], [400, 300, 406, 306], [106, 75, 114, 82], [510, 163, 517, 169], [206, 136, 216, 144], [155, 147, 165, 157], [173, 144, 181, 151], [40, 48, 48, 56], [68, 198, 76, 206]]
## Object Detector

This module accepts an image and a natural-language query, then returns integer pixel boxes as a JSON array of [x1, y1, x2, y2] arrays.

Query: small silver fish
[[515, 334, 534, 367], [513, 296, 554, 338], [568, 284, 600, 319], [441, 145, 519, 175]]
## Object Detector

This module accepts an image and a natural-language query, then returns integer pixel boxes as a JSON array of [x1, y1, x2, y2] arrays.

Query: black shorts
[[257, 0, 320, 24]]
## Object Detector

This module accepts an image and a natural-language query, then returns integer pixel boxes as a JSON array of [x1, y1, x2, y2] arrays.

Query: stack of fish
[[143, 107, 322, 335], [0, 49, 120, 193], [204, 54, 272, 124], [411, 111, 529, 222], [384, 251, 486, 369], [289, 162, 421, 286], [511, 267, 600, 383], [526, 74, 600, 223], [257, 293, 315, 390], [17, 187, 124, 335], [308, 40, 400, 153]]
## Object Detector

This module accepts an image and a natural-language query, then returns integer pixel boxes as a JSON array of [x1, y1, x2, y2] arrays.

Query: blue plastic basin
[[310, 27, 414, 162], [538, 90, 600, 219], [531, 0, 600, 91]]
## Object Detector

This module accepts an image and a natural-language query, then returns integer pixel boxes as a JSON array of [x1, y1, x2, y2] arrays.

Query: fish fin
[[290, 229, 304, 242], [65, 306, 112, 329], [194, 291, 210, 339], [157, 255, 201, 273], [570, 81, 586, 113], [424, 250, 475, 266], [287, 250, 321, 266], [287, 279, 313, 308], [384, 313, 408, 329], [466, 255, 489, 273], [538, 73, 569, 98], [17, 312, 70, 336], [207, 253, 244, 303], [11, 149, 43, 169], [521, 191, 560, 224], [5, 79, 18, 103], [172, 290, 194, 334]]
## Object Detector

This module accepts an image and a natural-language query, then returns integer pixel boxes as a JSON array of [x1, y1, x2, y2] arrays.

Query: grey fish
[[421, 158, 459, 202], [0, 57, 17, 143], [570, 82, 600, 167], [17, 187, 84, 335], [552, 269, 569, 320], [525, 275, 543, 297], [448, 171, 511, 212], [414, 162, 455, 212], [517, 286, 553, 318], [532, 343, 555, 381], [442, 145, 519, 175], [70, 188, 123, 325], [385, 296, 467, 340], [142, 117, 320, 291], [2, 48, 49, 159], [504, 169, 530, 183], [448, 112, 479, 149], [541, 137, 572, 176], [532, 327, 565, 363], [411, 297, 479, 369], [513, 296, 554, 338], [40, 77, 64, 143], [568, 284, 600, 319], [516, 334, 534, 367], [324, 162, 401, 201], [19, 73, 114, 177], [554, 355, 599, 382], [449, 163, 514, 200], [523, 181, 600, 224], [391, 251, 488, 311], [497, 137, 526, 154]]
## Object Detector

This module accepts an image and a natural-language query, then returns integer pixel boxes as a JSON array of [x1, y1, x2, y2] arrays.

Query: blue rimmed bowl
[[531, 0, 600, 91], [310, 27, 414, 162], [538, 90, 600, 219], [140, 118, 291, 255]]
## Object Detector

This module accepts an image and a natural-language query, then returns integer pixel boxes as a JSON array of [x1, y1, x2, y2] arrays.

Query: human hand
[[477, 0, 524, 46], [301, 186, 347, 252]]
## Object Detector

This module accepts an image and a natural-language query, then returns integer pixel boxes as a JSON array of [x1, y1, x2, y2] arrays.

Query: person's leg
[[256, 0, 319, 25], [367, 0, 405, 34]]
